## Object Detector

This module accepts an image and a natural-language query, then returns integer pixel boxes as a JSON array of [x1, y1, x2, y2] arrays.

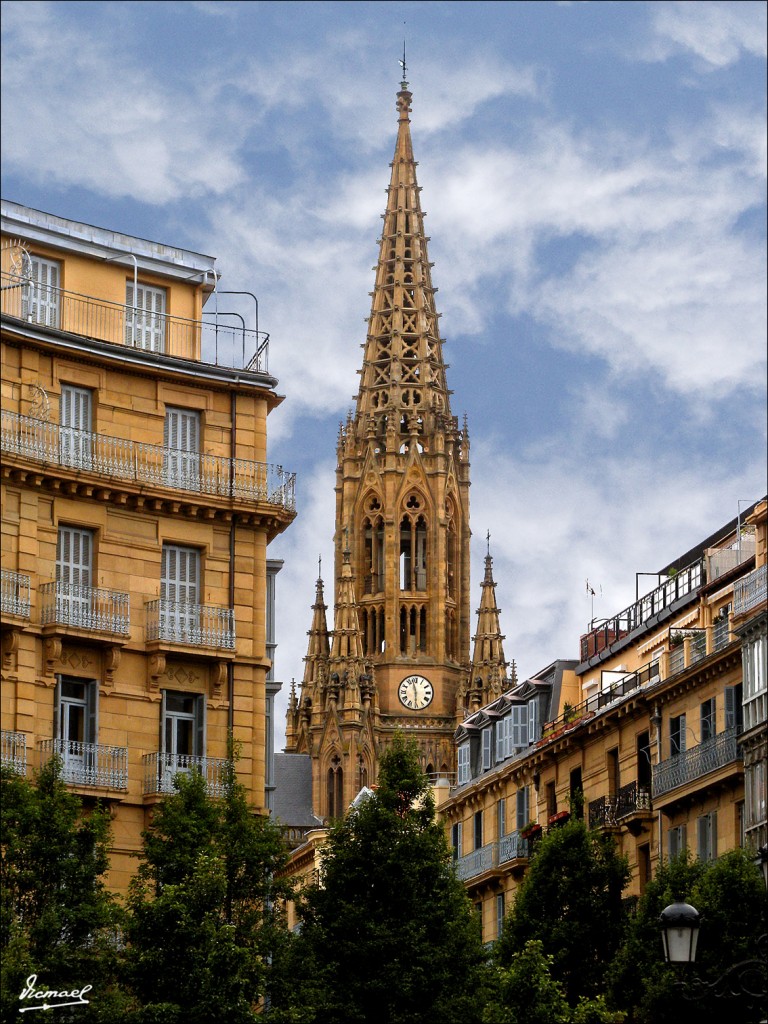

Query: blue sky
[[2, 1, 766, 745]]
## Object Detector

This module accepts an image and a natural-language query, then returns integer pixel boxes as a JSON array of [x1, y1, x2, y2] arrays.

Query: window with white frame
[[164, 407, 201, 490], [60, 384, 93, 470], [457, 742, 470, 785], [23, 255, 60, 327], [696, 811, 717, 862], [55, 676, 98, 782], [745, 759, 766, 837], [160, 544, 200, 642], [495, 716, 512, 762], [125, 281, 166, 352], [510, 704, 528, 748], [527, 698, 540, 743], [743, 629, 767, 731], [56, 526, 93, 626], [482, 726, 493, 770], [160, 690, 205, 789]]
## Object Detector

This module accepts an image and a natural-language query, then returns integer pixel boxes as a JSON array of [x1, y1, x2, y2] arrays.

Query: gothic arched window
[[326, 756, 343, 820]]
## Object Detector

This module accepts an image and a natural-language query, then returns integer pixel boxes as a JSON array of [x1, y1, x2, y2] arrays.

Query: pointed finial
[[486, 530, 491, 557], [399, 33, 408, 89], [318, 554, 322, 580]]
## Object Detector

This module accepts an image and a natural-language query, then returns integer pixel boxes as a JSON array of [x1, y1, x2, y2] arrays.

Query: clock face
[[398, 674, 434, 710]]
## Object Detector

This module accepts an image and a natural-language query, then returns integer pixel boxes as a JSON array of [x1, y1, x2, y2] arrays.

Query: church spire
[[354, 80, 452, 445], [469, 544, 508, 706], [302, 570, 330, 688]]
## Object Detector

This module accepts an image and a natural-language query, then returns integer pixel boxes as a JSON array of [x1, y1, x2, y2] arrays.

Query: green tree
[[607, 849, 768, 1024], [269, 734, 487, 1024], [496, 817, 630, 1005], [126, 759, 291, 1024], [0, 759, 125, 1022]]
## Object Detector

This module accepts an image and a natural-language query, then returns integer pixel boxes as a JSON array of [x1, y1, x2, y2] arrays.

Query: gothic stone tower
[[286, 79, 471, 819]]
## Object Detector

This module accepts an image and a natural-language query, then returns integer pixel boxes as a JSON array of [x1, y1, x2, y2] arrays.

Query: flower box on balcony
[[548, 810, 570, 828], [521, 822, 542, 840]]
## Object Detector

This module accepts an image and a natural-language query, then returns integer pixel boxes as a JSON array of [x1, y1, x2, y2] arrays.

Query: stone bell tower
[[286, 75, 471, 819]]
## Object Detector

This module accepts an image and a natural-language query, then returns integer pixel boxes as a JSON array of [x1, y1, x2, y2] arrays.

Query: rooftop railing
[[1, 411, 296, 514], [652, 727, 741, 799], [39, 739, 128, 789], [734, 564, 767, 617], [1, 272, 269, 373], [142, 752, 231, 797], [145, 599, 235, 649], [1, 568, 30, 618], [1, 730, 27, 775], [40, 581, 130, 635], [580, 558, 704, 662]]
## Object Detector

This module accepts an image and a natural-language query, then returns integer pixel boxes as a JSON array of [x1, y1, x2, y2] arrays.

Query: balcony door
[[161, 690, 204, 788], [160, 544, 200, 643], [56, 677, 97, 782], [56, 526, 93, 626], [163, 407, 200, 491], [126, 282, 166, 352], [60, 385, 92, 470], [23, 255, 60, 327]]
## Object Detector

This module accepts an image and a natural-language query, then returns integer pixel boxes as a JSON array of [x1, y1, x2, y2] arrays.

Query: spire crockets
[[302, 572, 330, 690], [354, 81, 451, 443], [469, 548, 508, 706]]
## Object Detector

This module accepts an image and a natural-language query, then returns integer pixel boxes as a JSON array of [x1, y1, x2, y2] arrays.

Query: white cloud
[[1, 2, 247, 202], [645, 0, 767, 69]]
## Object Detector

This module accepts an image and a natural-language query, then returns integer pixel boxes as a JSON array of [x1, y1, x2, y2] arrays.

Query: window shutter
[[697, 816, 707, 861], [528, 699, 539, 742], [160, 690, 168, 752], [194, 695, 205, 758], [26, 256, 60, 326], [54, 677, 62, 740], [87, 681, 98, 746]]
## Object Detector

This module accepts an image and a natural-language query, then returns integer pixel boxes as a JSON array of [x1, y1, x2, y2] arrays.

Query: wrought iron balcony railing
[[652, 727, 741, 799], [1, 272, 269, 373], [734, 564, 767, 617], [1, 730, 27, 775], [1, 568, 30, 618], [40, 581, 130, 635], [142, 752, 231, 797], [145, 599, 235, 649], [589, 782, 652, 829], [455, 842, 497, 881], [1, 411, 296, 514], [499, 830, 528, 863], [39, 739, 128, 789]]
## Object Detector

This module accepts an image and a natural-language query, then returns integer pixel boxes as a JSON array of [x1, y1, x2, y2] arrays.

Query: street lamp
[[659, 901, 701, 965]]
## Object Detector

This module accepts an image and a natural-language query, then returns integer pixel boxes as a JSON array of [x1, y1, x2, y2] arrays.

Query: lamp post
[[659, 893, 767, 1021]]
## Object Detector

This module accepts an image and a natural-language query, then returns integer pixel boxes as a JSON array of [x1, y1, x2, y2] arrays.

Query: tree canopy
[[496, 816, 630, 1005], [268, 734, 487, 1024]]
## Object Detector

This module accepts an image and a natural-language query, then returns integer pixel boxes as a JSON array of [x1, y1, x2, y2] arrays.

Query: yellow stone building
[[0, 201, 295, 892], [284, 76, 471, 820], [445, 499, 767, 945]]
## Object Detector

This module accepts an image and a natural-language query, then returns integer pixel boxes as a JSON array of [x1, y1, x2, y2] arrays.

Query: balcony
[[652, 727, 742, 799], [1, 272, 269, 373], [145, 599, 235, 650], [1, 411, 297, 515], [734, 564, 767, 617], [455, 842, 497, 881], [455, 833, 529, 882], [142, 752, 231, 797], [40, 581, 130, 636], [589, 782, 652, 830], [0, 568, 30, 618], [1, 730, 27, 774], [39, 739, 128, 789]]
